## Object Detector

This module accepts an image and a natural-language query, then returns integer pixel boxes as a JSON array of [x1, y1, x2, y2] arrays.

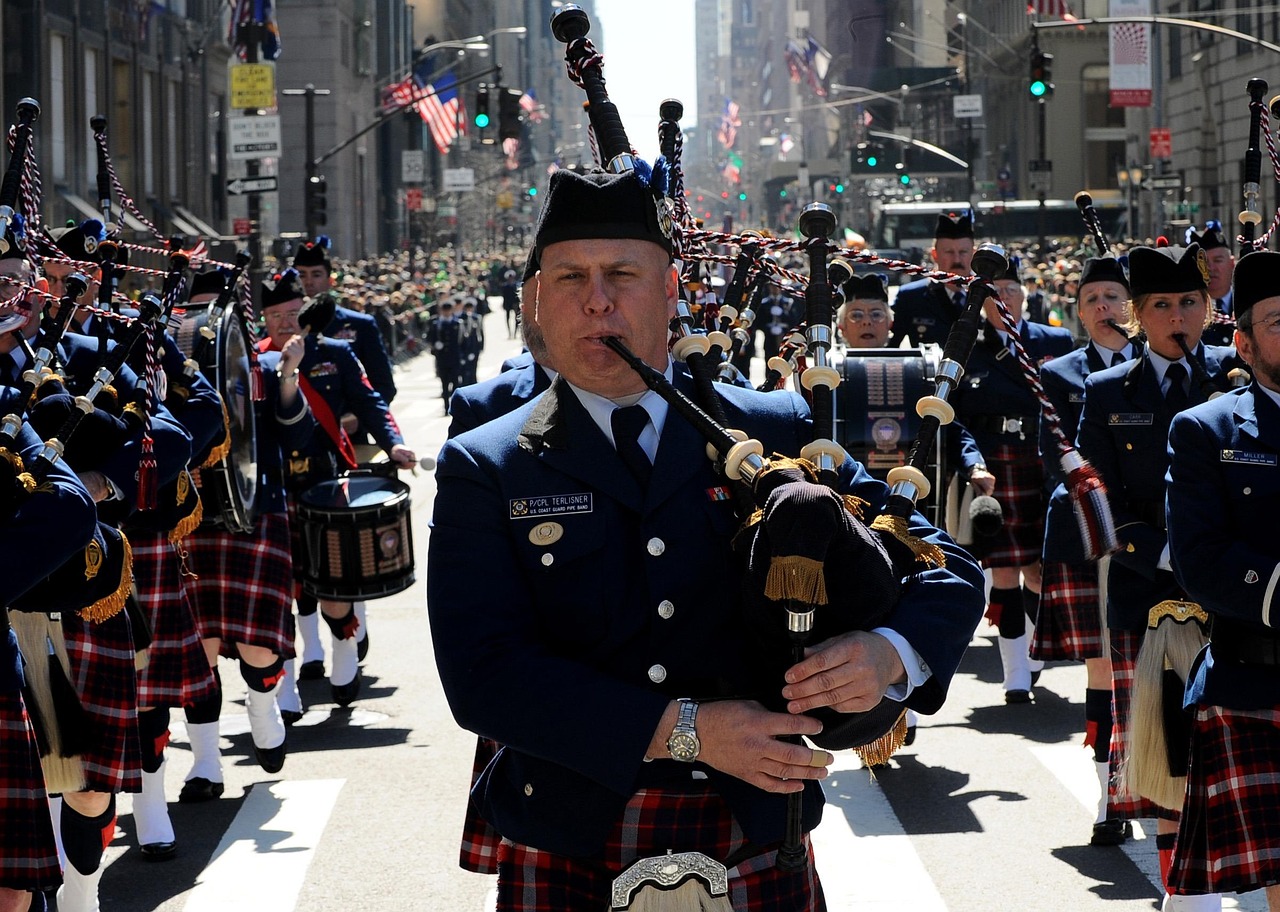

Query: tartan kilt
[[1108, 629, 1176, 821], [983, 442, 1047, 569], [0, 636, 60, 891], [494, 785, 826, 912], [131, 533, 216, 709], [459, 736, 502, 874], [1170, 704, 1280, 895], [62, 608, 141, 794], [1031, 560, 1104, 662], [183, 512, 296, 659]]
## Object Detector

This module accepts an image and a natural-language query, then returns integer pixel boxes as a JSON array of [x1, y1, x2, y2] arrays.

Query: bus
[[875, 198, 1128, 252]]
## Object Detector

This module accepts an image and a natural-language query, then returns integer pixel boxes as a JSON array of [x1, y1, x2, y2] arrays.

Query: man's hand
[[968, 467, 996, 496], [389, 443, 416, 469], [781, 630, 906, 715], [78, 470, 111, 503], [279, 333, 305, 376]]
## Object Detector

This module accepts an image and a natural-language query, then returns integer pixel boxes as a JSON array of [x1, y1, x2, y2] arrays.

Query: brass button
[[1126, 543, 1135, 553], [523, 783, 533, 796], [540, 553, 554, 567], [648, 664, 667, 683], [647, 537, 666, 556], [1244, 487, 1252, 495], [1125, 443, 1133, 451], [658, 600, 675, 619]]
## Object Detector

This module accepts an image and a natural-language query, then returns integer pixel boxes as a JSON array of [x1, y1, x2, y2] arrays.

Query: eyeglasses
[[846, 309, 888, 323], [1252, 313, 1280, 335], [263, 309, 301, 323]]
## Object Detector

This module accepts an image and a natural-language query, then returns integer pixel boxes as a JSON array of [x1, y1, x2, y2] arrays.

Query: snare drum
[[296, 474, 415, 600], [835, 346, 946, 525]]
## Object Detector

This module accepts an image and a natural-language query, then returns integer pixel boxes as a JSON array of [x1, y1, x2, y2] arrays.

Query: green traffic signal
[[899, 174, 911, 186], [475, 112, 491, 128], [1029, 79, 1048, 98], [528, 186, 538, 197], [866, 156, 878, 167], [835, 183, 844, 194], [738, 192, 747, 201]]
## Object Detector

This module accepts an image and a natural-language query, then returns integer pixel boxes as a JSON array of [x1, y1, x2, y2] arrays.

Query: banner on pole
[[1109, 0, 1152, 107]]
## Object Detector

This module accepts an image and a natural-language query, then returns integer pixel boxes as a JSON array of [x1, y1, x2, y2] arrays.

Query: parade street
[[90, 307, 1264, 912]]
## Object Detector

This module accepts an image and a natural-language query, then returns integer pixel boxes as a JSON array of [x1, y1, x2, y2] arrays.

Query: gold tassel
[[200, 403, 233, 469], [841, 493, 869, 521], [168, 494, 204, 543], [763, 555, 827, 605], [78, 534, 133, 623], [15, 471, 37, 494], [869, 514, 947, 568], [855, 709, 908, 768]]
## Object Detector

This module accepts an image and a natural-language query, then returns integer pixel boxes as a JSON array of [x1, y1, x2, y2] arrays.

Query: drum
[[835, 345, 946, 526], [296, 473, 415, 600], [176, 305, 258, 533]]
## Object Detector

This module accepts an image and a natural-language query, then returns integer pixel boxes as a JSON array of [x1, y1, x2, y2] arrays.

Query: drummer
[[175, 269, 316, 802], [260, 269, 415, 709]]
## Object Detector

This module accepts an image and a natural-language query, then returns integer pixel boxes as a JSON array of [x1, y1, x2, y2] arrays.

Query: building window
[[85, 48, 100, 187], [1239, 2, 1254, 55], [143, 74, 156, 195], [1082, 64, 1125, 189], [167, 81, 180, 200], [50, 33, 68, 182]]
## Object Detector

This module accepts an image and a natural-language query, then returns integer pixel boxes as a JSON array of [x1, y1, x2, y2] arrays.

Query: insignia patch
[[308, 362, 339, 378], [872, 417, 903, 449], [335, 328, 358, 340], [85, 539, 103, 580], [509, 493, 592, 520], [378, 529, 400, 558], [528, 522, 564, 546], [1108, 413, 1154, 426], [1221, 449, 1278, 466], [1246, 570, 1260, 584], [84, 236, 98, 254], [1196, 248, 1211, 285], [706, 485, 732, 502], [176, 470, 189, 505], [1069, 393, 1084, 403]]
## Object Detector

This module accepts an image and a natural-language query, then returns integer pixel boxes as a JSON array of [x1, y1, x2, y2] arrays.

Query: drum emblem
[[872, 418, 902, 450], [529, 522, 564, 546], [379, 529, 400, 558]]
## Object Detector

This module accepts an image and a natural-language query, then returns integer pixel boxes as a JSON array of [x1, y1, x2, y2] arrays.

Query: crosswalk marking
[[182, 778, 345, 912]]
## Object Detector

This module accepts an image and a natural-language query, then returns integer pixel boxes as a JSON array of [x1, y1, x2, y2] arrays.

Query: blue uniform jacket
[[1039, 343, 1140, 564], [253, 349, 317, 514], [953, 321, 1075, 457], [448, 358, 552, 439], [1076, 344, 1237, 631], [427, 374, 985, 858], [501, 350, 535, 373], [1168, 385, 1280, 709], [326, 301, 397, 406], [888, 279, 963, 348]]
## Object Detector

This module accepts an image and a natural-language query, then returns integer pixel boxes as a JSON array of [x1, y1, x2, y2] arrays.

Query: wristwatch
[[666, 698, 701, 762]]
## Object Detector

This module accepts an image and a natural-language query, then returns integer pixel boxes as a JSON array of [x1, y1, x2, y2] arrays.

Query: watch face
[[668, 731, 700, 762]]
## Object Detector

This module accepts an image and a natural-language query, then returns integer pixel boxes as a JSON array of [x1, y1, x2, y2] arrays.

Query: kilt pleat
[[183, 512, 296, 658], [459, 737, 502, 874], [1032, 560, 1105, 661], [1170, 704, 1280, 896], [494, 785, 825, 912], [62, 609, 141, 794], [984, 442, 1047, 569], [131, 533, 216, 708]]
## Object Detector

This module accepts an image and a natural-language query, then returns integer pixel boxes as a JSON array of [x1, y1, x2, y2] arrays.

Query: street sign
[[442, 168, 476, 192], [233, 217, 253, 237], [1145, 174, 1183, 191], [1150, 127, 1172, 160], [225, 175, 279, 196], [230, 64, 276, 110], [402, 150, 425, 184], [405, 188, 423, 211], [228, 115, 282, 161], [953, 94, 983, 119]]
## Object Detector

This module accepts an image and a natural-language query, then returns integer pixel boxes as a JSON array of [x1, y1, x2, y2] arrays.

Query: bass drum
[[175, 305, 258, 533], [834, 345, 945, 526]]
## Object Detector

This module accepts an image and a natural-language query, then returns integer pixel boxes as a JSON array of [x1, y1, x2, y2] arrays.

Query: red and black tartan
[[1032, 560, 1105, 662], [983, 441, 1047, 569], [183, 512, 296, 659], [1108, 628, 1177, 821], [1170, 704, 1280, 895], [494, 785, 826, 912], [0, 641, 61, 891], [62, 608, 142, 794], [459, 736, 502, 874], [131, 532, 216, 708]]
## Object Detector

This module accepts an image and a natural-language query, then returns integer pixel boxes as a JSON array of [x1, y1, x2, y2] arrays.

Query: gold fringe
[[842, 493, 869, 521], [168, 494, 204, 543], [0, 446, 23, 472], [869, 514, 947, 567], [855, 709, 909, 768], [763, 555, 828, 605], [200, 403, 233, 469], [99, 383, 118, 405], [15, 472, 37, 494], [78, 533, 133, 623]]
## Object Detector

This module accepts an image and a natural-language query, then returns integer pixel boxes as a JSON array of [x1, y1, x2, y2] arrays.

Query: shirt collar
[[1091, 340, 1133, 364], [1146, 346, 1190, 385], [566, 360, 672, 462], [1255, 380, 1280, 411]]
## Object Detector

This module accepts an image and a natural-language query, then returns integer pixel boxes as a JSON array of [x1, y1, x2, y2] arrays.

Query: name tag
[[510, 493, 593, 520], [1221, 449, 1278, 466], [1068, 393, 1084, 403], [1108, 413, 1154, 426]]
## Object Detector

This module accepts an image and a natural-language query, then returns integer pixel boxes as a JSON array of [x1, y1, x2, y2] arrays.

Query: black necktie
[[611, 405, 652, 490], [1112, 351, 1126, 367], [1164, 363, 1189, 412]]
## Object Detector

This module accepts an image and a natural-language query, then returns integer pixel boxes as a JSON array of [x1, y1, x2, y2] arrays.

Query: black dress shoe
[[356, 631, 369, 663], [281, 709, 304, 727], [1004, 688, 1032, 704], [299, 660, 325, 680], [331, 670, 361, 708], [1090, 818, 1132, 846], [254, 741, 287, 774], [178, 777, 225, 803], [140, 840, 178, 861]]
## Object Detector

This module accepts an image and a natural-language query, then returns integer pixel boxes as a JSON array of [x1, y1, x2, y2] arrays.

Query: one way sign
[[226, 175, 279, 196]]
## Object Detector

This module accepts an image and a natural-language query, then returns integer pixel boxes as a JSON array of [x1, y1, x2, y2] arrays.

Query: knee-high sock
[[240, 657, 286, 751], [1085, 688, 1114, 764], [989, 587, 1026, 639], [136, 707, 170, 775], [60, 796, 115, 877], [183, 665, 222, 725], [133, 759, 174, 845], [323, 607, 360, 687], [1021, 586, 1040, 626], [1156, 831, 1177, 891]]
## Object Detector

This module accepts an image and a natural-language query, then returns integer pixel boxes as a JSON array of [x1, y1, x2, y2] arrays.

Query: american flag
[[1026, 0, 1077, 21], [722, 152, 743, 184], [717, 98, 741, 149], [519, 89, 546, 124], [229, 0, 283, 61], [384, 58, 466, 154]]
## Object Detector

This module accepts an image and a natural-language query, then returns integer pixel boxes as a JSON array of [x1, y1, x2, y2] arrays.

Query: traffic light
[[474, 87, 491, 128], [498, 88, 523, 141], [738, 192, 747, 201], [306, 174, 327, 227], [851, 141, 892, 174], [1029, 48, 1054, 99]]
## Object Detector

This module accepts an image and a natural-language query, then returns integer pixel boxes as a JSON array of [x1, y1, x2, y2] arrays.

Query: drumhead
[[220, 313, 258, 528], [300, 474, 410, 512]]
